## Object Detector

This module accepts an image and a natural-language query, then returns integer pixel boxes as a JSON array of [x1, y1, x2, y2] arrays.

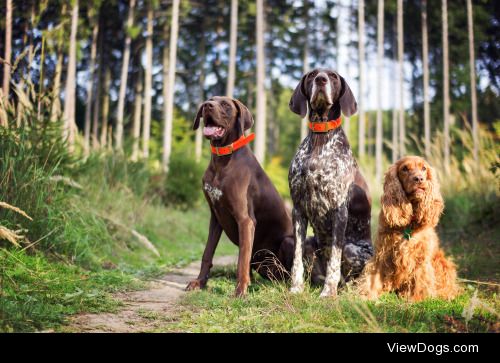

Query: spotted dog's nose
[[315, 75, 328, 85]]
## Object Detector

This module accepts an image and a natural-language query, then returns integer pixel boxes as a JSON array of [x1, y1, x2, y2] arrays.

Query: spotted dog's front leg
[[321, 205, 348, 297], [290, 208, 308, 293]]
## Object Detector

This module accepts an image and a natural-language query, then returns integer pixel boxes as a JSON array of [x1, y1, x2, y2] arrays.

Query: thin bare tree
[[142, 1, 154, 158], [63, 0, 79, 151], [84, 11, 99, 156], [115, 0, 136, 152], [226, 0, 238, 98], [2, 0, 12, 113], [375, 0, 384, 181], [467, 0, 479, 162], [442, 0, 450, 170], [300, 0, 310, 142], [422, 0, 431, 159], [100, 67, 111, 147], [131, 69, 143, 161], [162, 0, 180, 172], [254, 0, 267, 163], [397, 0, 405, 157], [358, 0, 366, 158]]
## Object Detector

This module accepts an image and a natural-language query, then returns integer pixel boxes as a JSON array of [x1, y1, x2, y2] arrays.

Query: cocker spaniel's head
[[381, 156, 443, 228]]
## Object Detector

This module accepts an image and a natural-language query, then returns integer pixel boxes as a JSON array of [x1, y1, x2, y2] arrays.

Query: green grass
[[160, 253, 498, 333], [0, 248, 140, 332]]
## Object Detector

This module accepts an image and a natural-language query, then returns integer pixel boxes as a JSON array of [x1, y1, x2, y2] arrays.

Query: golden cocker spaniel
[[363, 156, 459, 301]]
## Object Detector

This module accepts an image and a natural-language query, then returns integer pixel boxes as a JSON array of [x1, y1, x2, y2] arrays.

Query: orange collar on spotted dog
[[210, 133, 255, 156], [308, 117, 342, 133]]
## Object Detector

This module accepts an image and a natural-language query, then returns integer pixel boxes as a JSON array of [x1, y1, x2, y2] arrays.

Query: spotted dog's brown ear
[[289, 72, 309, 118], [232, 99, 254, 131], [339, 76, 357, 117], [193, 103, 203, 130]]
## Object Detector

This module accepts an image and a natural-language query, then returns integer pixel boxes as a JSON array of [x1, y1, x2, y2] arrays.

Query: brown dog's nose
[[315, 75, 328, 85], [204, 102, 214, 110], [413, 175, 424, 183]]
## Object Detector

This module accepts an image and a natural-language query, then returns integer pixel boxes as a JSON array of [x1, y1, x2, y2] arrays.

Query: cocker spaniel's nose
[[414, 175, 424, 183], [315, 75, 328, 85]]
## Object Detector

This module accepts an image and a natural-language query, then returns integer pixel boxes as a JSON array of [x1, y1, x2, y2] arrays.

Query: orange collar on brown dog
[[210, 133, 255, 156], [308, 117, 342, 133]]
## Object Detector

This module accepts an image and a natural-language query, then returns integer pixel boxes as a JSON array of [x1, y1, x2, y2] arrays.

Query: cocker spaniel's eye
[[402, 166, 409, 172], [422, 166, 427, 171]]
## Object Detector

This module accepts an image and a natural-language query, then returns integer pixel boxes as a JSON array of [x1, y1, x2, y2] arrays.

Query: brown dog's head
[[381, 156, 443, 228], [193, 97, 254, 143], [289, 69, 357, 120]]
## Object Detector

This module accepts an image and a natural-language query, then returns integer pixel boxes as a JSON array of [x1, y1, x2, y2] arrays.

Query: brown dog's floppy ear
[[414, 163, 444, 227], [381, 162, 413, 228], [289, 73, 309, 117], [339, 76, 357, 117], [232, 99, 254, 131], [193, 103, 203, 130]]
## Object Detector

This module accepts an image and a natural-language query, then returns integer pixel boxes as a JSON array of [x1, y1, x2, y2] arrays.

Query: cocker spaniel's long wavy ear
[[381, 163, 413, 228], [415, 163, 444, 227]]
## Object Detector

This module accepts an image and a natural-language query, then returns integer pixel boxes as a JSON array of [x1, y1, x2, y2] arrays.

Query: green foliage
[[164, 153, 204, 209], [265, 156, 290, 199], [0, 248, 138, 332]]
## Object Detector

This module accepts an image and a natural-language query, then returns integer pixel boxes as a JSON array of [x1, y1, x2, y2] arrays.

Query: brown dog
[[186, 96, 295, 297], [363, 156, 459, 301]]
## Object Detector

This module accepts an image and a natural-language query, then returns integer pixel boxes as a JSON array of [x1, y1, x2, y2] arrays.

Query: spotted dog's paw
[[290, 284, 305, 294]]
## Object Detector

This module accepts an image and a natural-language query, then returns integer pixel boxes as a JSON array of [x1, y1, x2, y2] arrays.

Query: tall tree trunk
[[392, 108, 398, 163], [142, 1, 154, 159], [375, 0, 384, 181], [115, 0, 136, 152], [254, 0, 267, 163], [195, 18, 207, 163], [131, 69, 143, 162], [100, 67, 111, 148], [63, 0, 79, 151], [442, 0, 450, 170], [50, 50, 64, 122], [358, 0, 365, 158], [467, 0, 479, 162], [161, 0, 180, 172], [397, 0, 405, 157], [300, 1, 310, 142], [422, 0, 431, 159], [92, 35, 103, 150], [84, 17, 99, 156], [2, 0, 12, 109], [226, 0, 238, 98]]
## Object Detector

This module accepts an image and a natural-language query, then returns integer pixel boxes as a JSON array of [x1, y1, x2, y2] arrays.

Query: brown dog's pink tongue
[[203, 126, 224, 137], [203, 126, 217, 136]]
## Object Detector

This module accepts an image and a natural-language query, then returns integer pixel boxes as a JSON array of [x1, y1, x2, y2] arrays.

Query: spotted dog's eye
[[328, 72, 338, 79], [308, 71, 318, 78]]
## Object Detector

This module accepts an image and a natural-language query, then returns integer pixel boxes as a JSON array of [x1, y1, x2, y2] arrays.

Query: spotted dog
[[187, 96, 296, 297], [288, 69, 373, 297]]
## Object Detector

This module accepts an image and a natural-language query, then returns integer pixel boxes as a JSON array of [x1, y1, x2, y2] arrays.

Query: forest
[[0, 0, 498, 333]]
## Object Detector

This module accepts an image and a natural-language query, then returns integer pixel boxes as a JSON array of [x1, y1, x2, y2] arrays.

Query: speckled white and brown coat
[[288, 69, 373, 297]]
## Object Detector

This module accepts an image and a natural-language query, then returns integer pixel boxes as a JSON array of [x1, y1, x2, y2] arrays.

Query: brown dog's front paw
[[186, 279, 205, 291], [234, 282, 249, 298]]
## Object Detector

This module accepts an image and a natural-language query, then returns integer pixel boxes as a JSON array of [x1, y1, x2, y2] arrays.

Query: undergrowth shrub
[[164, 153, 204, 209]]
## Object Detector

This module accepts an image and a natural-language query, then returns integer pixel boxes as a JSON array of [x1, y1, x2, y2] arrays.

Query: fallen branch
[[98, 214, 160, 257], [458, 278, 500, 288], [49, 175, 83, 190]]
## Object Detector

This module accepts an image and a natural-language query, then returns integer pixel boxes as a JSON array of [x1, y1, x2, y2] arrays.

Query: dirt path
[[68, 255, 237, 332]]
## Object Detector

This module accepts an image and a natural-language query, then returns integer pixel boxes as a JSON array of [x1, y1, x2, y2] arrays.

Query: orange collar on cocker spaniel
[[362, 156, 460, 302]]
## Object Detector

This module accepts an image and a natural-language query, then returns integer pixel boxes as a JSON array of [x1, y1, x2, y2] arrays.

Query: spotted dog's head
[[193, 97, 254, 143], [289, 69, 357, 121]]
